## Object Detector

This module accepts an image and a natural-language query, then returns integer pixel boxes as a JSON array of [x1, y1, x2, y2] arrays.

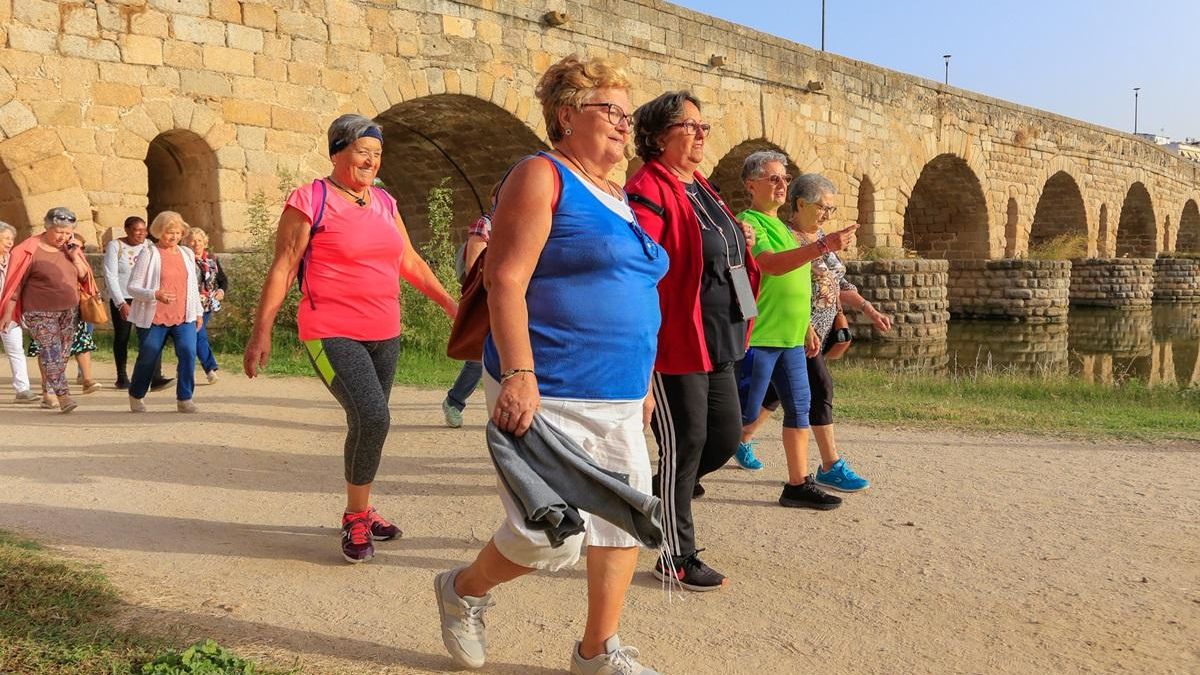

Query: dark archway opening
[[707, 140, 800, 217], [1178, 199, 1200, 253], [374, 95, 548, 246], [146, 130, 222, 250], [0, 161, 32, 240], [1115, 182, 1157, 258], [1004, 197, 1019, 257], [903, 153, 989, 259], [1029, 171, 1087, 253]]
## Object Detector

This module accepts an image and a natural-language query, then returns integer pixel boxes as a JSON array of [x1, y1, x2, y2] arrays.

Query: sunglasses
[[52, 215, 77, 224]]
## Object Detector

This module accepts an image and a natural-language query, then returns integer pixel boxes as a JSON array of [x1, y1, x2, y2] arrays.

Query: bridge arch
[[1115, 182, 1157, 257], [1178, 199, 1200, 253], [902, 153, 990, 259], [373, 94, 548, 244], [707, 139, 799, 216], [1029, 171, 1087, 254], [146, 130, 223, 250]]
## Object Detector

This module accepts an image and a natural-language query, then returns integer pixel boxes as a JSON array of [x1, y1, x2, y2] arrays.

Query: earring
[[564, 127, 573, 136]]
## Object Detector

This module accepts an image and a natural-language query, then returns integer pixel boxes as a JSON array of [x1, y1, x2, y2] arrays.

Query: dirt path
[[1, 365, 1198, 674]]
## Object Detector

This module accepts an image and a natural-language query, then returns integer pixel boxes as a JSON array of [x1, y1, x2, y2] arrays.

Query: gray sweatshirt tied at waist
[[486, 416, 664, 549]]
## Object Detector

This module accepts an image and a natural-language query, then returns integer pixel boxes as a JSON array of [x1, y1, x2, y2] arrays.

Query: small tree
[[401, 178, 458, 354]]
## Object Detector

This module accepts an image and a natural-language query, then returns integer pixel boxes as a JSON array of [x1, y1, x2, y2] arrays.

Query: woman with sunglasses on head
[[433, 55, 667, 675], [738, 173, 892, 494], [736, 165, 859, 510], [624, 92, 760, 593], [0, 207, 93, 413]]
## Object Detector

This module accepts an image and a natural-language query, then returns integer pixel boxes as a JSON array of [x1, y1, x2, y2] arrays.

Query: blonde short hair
[[184, 227, 209, 247], [536, 55, 630, 143], [149, 211, 187, 240]]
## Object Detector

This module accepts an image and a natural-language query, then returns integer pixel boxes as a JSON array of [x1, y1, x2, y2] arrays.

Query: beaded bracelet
[[500, 368, 535, 383]]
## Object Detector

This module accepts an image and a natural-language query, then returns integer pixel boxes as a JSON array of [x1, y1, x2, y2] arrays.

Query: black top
[[685, 181, 747, 365]]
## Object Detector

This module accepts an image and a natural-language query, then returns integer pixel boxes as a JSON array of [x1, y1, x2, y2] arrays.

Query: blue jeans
[[196, 311, 218, 373], [445, 360, 483, 412], [131, 323, 197, 401], [740, 346, 811, 429]]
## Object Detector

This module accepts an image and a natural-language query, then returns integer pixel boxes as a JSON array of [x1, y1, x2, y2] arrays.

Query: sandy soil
[[0, 363, 1197, 675]]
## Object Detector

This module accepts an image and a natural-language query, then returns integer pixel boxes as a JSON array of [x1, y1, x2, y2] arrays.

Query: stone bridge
[[1, 0, 1197, 315]]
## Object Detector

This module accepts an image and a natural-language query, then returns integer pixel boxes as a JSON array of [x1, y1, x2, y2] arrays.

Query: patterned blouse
[[793, 227, 858, 344], [195, 253, 225, 313]]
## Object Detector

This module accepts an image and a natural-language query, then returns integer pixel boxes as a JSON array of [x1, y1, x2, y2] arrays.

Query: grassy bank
[[0, 530, 275, 674], [84, 332, 1199, 440]]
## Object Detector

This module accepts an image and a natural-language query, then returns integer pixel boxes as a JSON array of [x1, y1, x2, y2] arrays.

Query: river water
[[843, 305, 1200, 387]]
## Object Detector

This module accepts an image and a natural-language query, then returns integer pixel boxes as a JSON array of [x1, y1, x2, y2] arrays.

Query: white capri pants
[[484, 375, 652, 571], [1, 324, 30, 394]]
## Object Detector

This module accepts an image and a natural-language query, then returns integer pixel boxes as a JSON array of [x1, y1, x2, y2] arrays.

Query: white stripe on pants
[[1, 324, 30, 394]]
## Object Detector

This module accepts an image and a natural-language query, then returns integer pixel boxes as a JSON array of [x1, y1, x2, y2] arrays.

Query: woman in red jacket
[[625, 92, 759, 592]]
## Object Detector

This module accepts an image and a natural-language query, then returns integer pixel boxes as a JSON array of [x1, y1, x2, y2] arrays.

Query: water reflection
[[843, 305, 1200, 386]]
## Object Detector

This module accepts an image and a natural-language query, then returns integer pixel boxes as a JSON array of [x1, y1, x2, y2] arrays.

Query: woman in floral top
[[185, 228, 227, 384]]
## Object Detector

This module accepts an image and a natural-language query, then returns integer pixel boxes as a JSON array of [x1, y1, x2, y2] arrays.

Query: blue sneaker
[[815, 458, 869, 492], [734, 441, 764, 471]]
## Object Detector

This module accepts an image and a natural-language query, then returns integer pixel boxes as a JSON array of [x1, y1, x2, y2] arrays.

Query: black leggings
[[757, 353, 834, 426], [650, 363, 742, 558], [305, 336, 400, 485], [110, 299, 161, 380]]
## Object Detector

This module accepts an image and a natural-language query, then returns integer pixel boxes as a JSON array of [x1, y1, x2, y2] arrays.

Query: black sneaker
[[652, 550, 727, 592], [779, 476, 843, 510], [692, 482, 705, 499], [150, 377, 174, 392], [114, 374, 129, 390]]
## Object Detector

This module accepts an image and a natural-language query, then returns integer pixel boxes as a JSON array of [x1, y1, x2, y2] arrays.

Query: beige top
[[21, 246, 78, 312]]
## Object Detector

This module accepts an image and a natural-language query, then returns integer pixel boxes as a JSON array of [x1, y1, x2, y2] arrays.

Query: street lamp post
[[1133, 87, 1141, 134], [821, 0, 826, 51], [943, 54, 951, 85]]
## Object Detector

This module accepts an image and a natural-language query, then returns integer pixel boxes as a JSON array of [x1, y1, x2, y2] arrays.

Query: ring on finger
[[500, 411, 512, 419]]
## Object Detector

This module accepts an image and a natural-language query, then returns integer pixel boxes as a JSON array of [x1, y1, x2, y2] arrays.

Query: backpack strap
[[627, 193, 664, 217], [297, 179, 329, 303]]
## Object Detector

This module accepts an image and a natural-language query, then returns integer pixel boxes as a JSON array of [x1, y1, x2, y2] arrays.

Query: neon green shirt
[[739, 209, 812, 348]]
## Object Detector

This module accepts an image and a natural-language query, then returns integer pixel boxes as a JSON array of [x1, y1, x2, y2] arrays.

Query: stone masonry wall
[[947, 259, 1071, 322], [1152, 257, 1200, 303], [1068, 259, 1155, 308], [843, 259, 949, 341]]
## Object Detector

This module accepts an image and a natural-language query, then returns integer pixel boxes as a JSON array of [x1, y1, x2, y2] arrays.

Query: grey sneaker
[[571, 635, 659, 675], [434, 567, 494, 669], [442, 399, 463, 428], [206, 370, 219, 385], [177, 399, 198, 413], [129, 396, 146, 413], [14, 390, 38, 403]]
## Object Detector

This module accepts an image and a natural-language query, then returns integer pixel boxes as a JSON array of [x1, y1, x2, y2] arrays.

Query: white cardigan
[[127, 244, 203, 329]]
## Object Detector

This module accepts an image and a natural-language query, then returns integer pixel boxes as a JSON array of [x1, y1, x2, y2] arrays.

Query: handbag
[[78, 269, 109, 325], [822, 302, 852, 360], [446, 247, 488, 360]]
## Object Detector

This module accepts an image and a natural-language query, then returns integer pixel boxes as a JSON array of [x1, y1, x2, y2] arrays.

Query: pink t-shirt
[[286, 179, 406, 341]]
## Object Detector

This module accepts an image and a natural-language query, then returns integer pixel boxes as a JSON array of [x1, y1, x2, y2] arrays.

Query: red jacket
[[625, 159, 761, 375], [0, 236, 95, 326]]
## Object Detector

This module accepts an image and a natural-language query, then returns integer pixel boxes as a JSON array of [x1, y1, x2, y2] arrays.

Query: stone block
[[211, 0, 242, 22], [163, 40, 203, 69], [254, 55, 288, 81], [13, 0, 58, 30], [0, 100, 38, 137], [243, 3, 277, 30], [8, 25, 57, 53], [172, 15, 225, 46], [203, 45, 255, 75], [149, 0, 208, 17], [122, 34, 164, 66], [271, 106, 318, 133], [30, 101, 82, 127], [227, 25, 264, 53], [101, 157, 148, 193], [120, 106, 160, 142], [223, 99, 271, 127], [277, 11, 328, 41], [180, 70, 232, 97], [62, 5, 100, 37], [130, 10, 169, 38], [93, 83, 142, 108]]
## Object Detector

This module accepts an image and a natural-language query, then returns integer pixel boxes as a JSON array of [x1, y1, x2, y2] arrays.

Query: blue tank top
[[484, 153, 669, 400]]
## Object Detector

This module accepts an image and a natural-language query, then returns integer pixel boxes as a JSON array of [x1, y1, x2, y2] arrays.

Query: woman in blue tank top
[[433, 56, 668, 675]]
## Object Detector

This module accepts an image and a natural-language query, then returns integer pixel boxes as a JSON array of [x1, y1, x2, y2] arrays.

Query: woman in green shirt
[[737, 152, 857, 509]]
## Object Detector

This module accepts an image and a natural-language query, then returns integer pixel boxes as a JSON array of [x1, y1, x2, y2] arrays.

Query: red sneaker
[[367, 506, 403, 541], [340, 510, 374, 563]]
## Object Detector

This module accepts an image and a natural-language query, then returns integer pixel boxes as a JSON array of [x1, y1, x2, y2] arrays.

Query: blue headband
[[329, 126, 383, 156]]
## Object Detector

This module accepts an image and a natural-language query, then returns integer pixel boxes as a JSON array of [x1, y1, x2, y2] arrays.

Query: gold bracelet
[[500, 368, 535, 383]]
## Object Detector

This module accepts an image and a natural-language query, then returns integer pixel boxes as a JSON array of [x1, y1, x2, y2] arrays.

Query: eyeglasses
[[759, 174, 792, 187], [581, 102, 633, 127], [809, 203, 837, 216], [666, 120, 711, 136], [52, 215, 77, 224]]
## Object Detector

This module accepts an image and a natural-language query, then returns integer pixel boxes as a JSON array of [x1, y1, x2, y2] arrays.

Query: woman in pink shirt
[[244, 114, 457, 564]]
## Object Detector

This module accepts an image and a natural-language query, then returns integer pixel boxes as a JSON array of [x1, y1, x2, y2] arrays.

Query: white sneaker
[[571, 636, 660, 675], [442, 399, 463, 428], [129, 396, 146, 413], [434, 567, 494, 669], [177, 399, 198, 413], [206, 370, 219, 384]]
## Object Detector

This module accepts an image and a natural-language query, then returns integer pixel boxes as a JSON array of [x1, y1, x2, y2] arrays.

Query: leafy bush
[[1027, 233, 1088, 260], [400, 178, 459, 354], [141, 640, 257, 674]]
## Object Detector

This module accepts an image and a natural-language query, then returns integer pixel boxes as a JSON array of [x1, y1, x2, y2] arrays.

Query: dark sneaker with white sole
[[366, 506, 402, 541], [340, 510, 374, 563], [779, 475, 843, 510], [652, 550, 728, 591]]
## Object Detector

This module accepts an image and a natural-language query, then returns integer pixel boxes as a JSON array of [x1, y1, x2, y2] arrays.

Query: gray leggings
[[304, 336, 401, 485]]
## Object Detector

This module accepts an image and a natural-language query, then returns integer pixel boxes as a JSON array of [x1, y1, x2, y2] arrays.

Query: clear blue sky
[[672, 0, 1199, 140]]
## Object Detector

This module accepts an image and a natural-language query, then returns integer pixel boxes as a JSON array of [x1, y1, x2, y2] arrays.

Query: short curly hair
[[536, 55, 631, 143], [149, 211, 187, 240], [632, 91, 701, 162]]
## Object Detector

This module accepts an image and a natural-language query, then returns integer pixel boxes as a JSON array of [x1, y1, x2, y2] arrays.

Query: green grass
[[0, 531, 281, 674], [831, 363, 1200, 440]]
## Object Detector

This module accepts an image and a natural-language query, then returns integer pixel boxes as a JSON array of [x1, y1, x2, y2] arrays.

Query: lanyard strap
[[686, 186, 745, 269]]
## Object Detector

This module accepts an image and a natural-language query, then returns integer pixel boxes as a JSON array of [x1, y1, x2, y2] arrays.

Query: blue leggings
[[740, 346, 811, 429]]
